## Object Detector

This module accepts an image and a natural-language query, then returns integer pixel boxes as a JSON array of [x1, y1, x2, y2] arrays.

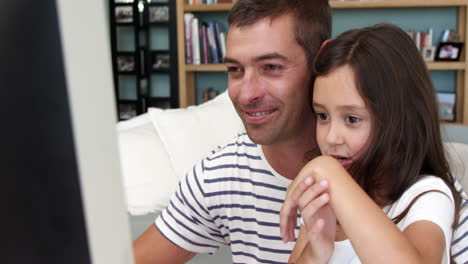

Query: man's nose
[[238, 70, 264, 105]]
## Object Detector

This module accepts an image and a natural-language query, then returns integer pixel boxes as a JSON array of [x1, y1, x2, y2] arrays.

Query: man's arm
[[133, 224, 196, 264]]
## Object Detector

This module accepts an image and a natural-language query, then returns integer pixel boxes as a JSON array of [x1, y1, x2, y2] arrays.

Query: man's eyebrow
[[224, 57, 239, 64], [223, 53, 287, 64], [254, 52, 287, 62]]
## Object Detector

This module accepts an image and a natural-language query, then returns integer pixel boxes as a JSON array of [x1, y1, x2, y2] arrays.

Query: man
[[133, 0, 331, 263]]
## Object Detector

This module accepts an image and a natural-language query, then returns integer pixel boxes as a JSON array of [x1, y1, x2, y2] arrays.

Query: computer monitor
[[1, 1, 133, 263]]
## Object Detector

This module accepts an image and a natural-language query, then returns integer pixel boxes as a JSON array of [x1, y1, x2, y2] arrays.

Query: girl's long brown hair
[[314, 24, 461, 227]]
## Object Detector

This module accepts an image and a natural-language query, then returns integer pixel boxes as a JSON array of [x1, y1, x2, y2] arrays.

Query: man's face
[[225, 13, 313, 145]]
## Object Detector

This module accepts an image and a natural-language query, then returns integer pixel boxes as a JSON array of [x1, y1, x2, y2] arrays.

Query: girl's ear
[[317, 39, 331, 56]]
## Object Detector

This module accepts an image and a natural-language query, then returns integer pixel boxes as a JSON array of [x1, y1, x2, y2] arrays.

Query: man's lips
[[246, 109, 275, 117], [243, 109, 276, 122]]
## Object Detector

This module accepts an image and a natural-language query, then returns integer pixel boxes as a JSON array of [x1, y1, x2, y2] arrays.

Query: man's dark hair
[[228, 0, 331, 67]]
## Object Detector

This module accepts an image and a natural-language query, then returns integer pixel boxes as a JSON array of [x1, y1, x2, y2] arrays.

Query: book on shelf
[[184, 13, 227, 65], [187, 0, 232, 4], [406, 28, 435, 61], [184, 13, 194, 64], [191, 18, 201, 64], [207, 21, 221, 63], [200, 23, 209, 64]]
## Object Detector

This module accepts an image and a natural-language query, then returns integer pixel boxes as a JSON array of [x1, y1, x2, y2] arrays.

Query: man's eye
[[264, 64, 282, 71], [346, 116, 360, 124], [227, 66, 242, 73], [316, 113, 329, 121]]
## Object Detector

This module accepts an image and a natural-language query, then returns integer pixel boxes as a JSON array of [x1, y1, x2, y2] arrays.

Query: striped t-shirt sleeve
[[451, 180, 468, 263], [155, 161, 227, 254]]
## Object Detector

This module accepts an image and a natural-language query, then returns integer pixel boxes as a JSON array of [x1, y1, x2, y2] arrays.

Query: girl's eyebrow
[[338, 105, 367, 112], [313, 102, 366, 111]]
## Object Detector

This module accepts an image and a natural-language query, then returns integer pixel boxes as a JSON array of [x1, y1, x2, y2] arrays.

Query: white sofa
[[117, 92, 468, 263]]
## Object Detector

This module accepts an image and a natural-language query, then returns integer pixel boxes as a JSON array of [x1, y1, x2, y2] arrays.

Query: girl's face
[[313, 65, 372, 167]]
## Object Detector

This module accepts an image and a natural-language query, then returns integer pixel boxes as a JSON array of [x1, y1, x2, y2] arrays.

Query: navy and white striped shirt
[[155, 133, 301, 263]]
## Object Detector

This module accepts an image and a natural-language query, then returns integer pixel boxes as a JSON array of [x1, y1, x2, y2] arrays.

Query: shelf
[[427, 62, 466, 70], [184, 62, 466, 72], [186, 64, 226, 72], [183, 0, 468, 12], [330, 0, 468, 9]]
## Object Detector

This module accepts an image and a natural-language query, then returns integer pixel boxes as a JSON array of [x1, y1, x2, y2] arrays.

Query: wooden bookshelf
[[182, 0, 468, 12], [177, 0, 468, 125], [330, 0, 468, 9]]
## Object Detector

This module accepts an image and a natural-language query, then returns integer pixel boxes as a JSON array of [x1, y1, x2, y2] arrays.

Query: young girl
[[280, 24, 462, 264]]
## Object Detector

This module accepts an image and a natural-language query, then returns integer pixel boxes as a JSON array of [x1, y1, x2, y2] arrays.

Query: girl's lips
[[331, 155, 352, 167]]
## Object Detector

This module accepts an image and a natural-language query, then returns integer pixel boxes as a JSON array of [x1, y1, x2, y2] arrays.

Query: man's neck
[[261, 130, 318, 180]]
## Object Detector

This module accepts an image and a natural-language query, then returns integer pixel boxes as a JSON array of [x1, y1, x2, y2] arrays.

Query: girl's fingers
[[300, 193, 330, 230], [297, 180, 329, 210], [280, 178, 329, 242], [280, 177, 315, 241], [311, 218, 325, 234]]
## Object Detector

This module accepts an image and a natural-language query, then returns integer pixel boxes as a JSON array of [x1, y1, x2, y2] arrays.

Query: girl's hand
[[283, 177, 336, 264], [302, 204, 336, 263], [280, 156, 344, 243]]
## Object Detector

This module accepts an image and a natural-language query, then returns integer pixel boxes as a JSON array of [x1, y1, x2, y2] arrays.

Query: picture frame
[[437, 92, 456, 122], [421, 46, 436, 62], [148, 5, 169, 23], [202, 87, 220, 103], [118, 102, 138, 120], [151, 52, 170, 71], [435, 42, 464, 61], [116, 53, 136, 73], [148, 98, 171, 109], [115, 5, 133, 24]]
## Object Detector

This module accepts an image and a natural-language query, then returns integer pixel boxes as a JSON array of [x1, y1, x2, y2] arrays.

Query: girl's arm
[[280, 155, 446, 264]]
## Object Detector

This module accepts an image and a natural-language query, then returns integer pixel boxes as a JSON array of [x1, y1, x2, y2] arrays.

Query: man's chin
[[244, 128, 275, 145]]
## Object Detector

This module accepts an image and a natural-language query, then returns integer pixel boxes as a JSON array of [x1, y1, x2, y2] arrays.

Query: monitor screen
[[0, 1, 133, 263]]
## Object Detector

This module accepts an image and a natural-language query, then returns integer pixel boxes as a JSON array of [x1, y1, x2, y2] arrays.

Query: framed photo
[[118, 102, 137, 120], [116, 53, 136, 73], [148, 99, 171, 109], [421, 46, 436, 62], [151, 52, 170, 71], [149, 5, 169, 23], [435, 42, 464, 61], [115, 5, 133, 24], [437, 92, 456, 121], [202, 88, 220, 103]]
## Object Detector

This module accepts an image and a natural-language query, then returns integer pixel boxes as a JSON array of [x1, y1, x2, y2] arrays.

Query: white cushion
[[117, 114, 178, 215], [149, 91, 245, 179], [117, 91, 244, 215]]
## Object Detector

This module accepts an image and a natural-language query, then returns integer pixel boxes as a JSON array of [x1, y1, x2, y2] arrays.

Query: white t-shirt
[[328, 176, 455, 264]]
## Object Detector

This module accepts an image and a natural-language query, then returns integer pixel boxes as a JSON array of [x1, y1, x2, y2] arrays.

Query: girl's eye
[[346, 115, 360, 124], [316, 113, 329, 121]]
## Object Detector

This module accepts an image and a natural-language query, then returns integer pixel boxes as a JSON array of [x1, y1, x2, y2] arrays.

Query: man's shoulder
[[204, 132, 258, 160], [197, 132, 271, 178]]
